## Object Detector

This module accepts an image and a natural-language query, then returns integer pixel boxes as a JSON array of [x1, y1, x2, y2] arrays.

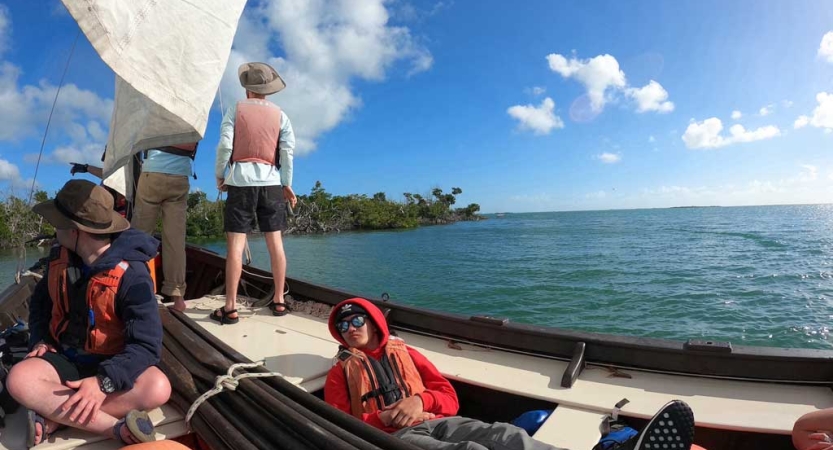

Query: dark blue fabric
[[28, 229, 161, 391], [596, 427, 638, 449], [511, 409, 553, 435]]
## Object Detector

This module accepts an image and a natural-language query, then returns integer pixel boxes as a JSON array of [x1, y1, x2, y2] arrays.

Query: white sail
[[61, 0, 247, 185]]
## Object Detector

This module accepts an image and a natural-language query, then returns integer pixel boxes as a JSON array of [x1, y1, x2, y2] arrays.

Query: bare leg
[[793, 408, 833, 450], [6, 358, 170, 443], [263, 231, 286, 305], [224, 232, 248, 318]]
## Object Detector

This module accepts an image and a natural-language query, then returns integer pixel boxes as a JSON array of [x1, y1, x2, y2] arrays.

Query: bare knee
[[136, 367, 171, 410], [6, 358, 54, 404]]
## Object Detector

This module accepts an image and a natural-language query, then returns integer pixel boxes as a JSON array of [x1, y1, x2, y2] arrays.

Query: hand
[[70, 163, 88, 175], [282, 185, 297, 208], [216, 177, 228, 192], [807, 433, 833, 450], [26, 342, 56, 358], [62, 376, 107, 425], [383, 396, 425, 429]]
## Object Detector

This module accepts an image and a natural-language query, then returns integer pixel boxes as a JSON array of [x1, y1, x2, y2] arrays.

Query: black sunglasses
[[337, 315, 367, 333]]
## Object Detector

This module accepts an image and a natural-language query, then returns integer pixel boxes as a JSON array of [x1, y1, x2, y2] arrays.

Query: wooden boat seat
[[398, 330, 833, 436], [533, 405, 607, 449]]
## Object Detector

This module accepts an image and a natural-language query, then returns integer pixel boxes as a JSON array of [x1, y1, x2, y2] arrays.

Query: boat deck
[[2, 296, 831, 449]]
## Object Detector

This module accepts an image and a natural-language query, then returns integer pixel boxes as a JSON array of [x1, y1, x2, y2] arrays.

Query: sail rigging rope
[[16, 29, 81, 283], [27, 29, 82, 205]]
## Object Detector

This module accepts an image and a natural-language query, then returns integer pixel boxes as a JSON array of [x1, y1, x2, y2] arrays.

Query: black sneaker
[[616, 400, 695, 450]]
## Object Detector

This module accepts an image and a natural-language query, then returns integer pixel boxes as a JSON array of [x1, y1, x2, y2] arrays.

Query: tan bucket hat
[[32, 179, 130, 234], [238, 62, 286, 95]]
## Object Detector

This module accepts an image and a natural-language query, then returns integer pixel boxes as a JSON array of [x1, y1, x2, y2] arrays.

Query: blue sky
[[0, 1, 832, 213]]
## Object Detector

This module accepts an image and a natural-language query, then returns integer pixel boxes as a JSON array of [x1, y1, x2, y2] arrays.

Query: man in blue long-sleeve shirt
[[7, 180, 169, 446]]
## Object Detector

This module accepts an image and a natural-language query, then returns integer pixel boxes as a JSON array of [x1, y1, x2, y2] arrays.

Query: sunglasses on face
[[337, 315, 367, 333]]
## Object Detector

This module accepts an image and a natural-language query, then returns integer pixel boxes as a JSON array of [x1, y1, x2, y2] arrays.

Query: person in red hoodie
[[325, 298, 697, 450]]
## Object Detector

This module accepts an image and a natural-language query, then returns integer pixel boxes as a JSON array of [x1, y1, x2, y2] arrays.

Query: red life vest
[[337, 337, 426, 417], [230, 99, 282, 167], [47, 247, 128, 356]]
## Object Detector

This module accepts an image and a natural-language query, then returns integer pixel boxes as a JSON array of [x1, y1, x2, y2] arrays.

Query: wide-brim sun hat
[[32, 179, 130, 234], [238, 62, 286, 95]]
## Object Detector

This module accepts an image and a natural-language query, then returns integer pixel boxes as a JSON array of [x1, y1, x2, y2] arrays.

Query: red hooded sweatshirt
[[324, 298, 460, 433]]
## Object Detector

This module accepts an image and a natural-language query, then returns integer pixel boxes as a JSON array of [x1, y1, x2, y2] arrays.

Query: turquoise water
[[199, 205, 833, 350], [4, 205, 833, 349]]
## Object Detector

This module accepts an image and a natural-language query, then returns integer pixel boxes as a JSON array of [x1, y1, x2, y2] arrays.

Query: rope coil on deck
[[185, 361, 284, 429]]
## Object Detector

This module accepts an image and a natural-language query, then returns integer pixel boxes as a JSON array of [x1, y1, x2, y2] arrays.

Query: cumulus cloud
[[731, 110, 742, 120], [545, 52, 673, 115], [795, 92, 833, 131], [625, 80, 674, 113], [525, 86, 546, 96], [596, 152, 621, 164], [507, 97, 564, 135], [819, 31, 833, 63], [682, 117, 781, 149], [0, 6, 112, 183], [795, 115, 810, 129], [546, 53, 626, 111], [759, 104, 774, 116], [0, 158, 20, 181], [220, 0, 433, 154]]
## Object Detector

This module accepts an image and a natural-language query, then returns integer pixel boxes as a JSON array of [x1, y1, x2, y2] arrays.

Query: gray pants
[[393, 417, 565, 450]]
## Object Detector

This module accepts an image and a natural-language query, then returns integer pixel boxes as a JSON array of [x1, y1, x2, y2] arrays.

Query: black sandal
[[270, 302, 290, 317], [209, 307, 239, 324]]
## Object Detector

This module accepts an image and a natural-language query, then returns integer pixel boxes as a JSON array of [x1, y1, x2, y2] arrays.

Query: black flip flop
[[209, 307, 239, 324], [270, 302, 290, 317]]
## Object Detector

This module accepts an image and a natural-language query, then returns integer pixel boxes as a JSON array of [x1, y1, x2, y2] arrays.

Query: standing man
[[131, 144, 197, 312], [212, 62, 297, 324], [8, 180, 169, 446]]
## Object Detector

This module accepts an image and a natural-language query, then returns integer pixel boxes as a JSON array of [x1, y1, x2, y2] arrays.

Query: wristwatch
[[97, 374, 116, 394]]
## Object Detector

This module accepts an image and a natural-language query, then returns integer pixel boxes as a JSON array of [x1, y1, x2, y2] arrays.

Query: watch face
[[100, 376, 115, 393]]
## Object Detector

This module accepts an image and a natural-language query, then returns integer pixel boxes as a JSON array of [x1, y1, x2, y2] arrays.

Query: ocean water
[[201, 204, 833, 350], [4, 204, 831, 349]]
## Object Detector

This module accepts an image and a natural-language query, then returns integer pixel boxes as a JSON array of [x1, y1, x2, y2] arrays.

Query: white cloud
[[0, 158, 20, 181], [759, 104, 774, 116], [0, 5, 9, 56], [507, 97, 564, 135], [801, 92, 833, 130], [782, 100, 794, 108], [525, 86, 546, 96], [545, 52, 673, 115], [546, 53, 626, 111], [648, 135, 656, 143], [596, 152, 621, 164], [625, 80, 674, 113], [220, 0, 433, 154], [819, 31, 833, 63], [795, 115, 810, 129], [682, 117, 781, 149], [731, 110, 742, 120]]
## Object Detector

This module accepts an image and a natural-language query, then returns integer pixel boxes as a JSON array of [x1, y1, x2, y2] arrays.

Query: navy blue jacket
[[28, 228, 162, 391]]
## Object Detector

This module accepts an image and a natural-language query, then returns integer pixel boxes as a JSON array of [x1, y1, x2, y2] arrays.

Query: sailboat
[[0, 1, 832, 449]]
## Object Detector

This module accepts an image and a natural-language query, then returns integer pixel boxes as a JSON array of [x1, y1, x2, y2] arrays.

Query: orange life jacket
[[230, 99, 282, 167], [47, 247, 128, 356], [337, 337, 426, 417]]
